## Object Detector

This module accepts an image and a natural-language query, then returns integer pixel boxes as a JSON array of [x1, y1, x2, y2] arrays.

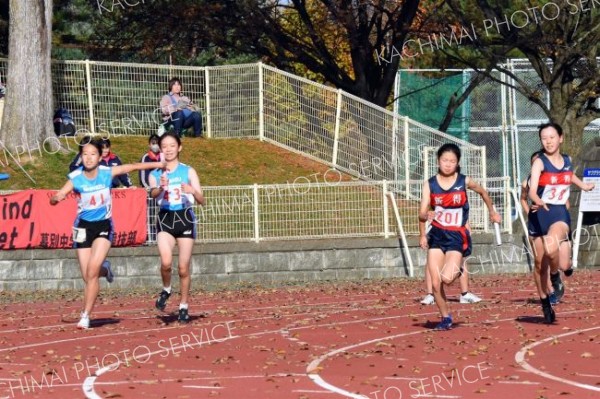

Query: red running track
[[0, 271, 598, 399]]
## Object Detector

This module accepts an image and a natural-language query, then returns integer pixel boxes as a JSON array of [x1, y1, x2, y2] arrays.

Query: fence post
[[404, 116, 410, 199], [505, 177, 513, 234], [481, 145, 489, 232], [253, 183, 260, 242], [84, 60, 95, 134], [332, 89, 342, 166], [383, 180, 390, 238], [258, 62, 264, 141], [204, 67, 212, 139]]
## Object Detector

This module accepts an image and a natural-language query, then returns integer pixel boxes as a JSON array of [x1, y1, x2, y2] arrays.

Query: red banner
[[0, 189, 148, 250]]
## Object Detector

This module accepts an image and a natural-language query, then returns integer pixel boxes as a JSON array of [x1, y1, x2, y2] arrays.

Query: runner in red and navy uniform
[[528, 122, 595, 324], [419, 143, 501, 330]]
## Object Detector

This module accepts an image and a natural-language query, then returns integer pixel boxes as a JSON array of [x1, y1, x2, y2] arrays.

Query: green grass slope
[[0, 137, 348, 190]]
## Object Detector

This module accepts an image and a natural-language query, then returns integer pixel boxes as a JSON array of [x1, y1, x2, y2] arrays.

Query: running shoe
[[550, 272, 564, 301], [178, 308, 191, 323], [434, 315, 453, 330], [460, 292, 482, 303], [548, 291, 558, 305], [77, 312, 90, 329], [541, 297, 556, 324], [155, 290, 171, 311], [420, 294, 435, 305], [564, 267, 574, 277], [102, 260, 114, 283]]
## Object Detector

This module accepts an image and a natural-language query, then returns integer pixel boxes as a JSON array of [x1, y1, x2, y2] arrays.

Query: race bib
[[541, 184, 570, 205], [72, 227, 87, 243], [434, 207, 463, 227]]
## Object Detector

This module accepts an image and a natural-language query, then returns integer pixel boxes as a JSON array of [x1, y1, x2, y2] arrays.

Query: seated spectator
[[160, 77, 203, 138], [100, 138, 133, 188], [139, 134, 161, 188]]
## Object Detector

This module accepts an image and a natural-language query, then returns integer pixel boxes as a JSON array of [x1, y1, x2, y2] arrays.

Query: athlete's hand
[[419, 235, 428, 250], [427, 211, 435, 222], [490, 211, 501, 224], [181, 183, 195, 195], [50, 192, 65, 205], [159, 172, 169, 188], [583, 183, 595, 192], [537, 201, 549, 211]]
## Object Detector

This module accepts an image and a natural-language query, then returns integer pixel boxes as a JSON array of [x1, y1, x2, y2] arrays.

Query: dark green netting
[[397, 71, 471, 142]]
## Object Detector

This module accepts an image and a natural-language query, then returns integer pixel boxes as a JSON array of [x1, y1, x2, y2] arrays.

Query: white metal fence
[[395, 60, 600, 187], [0, 59, 484, 182], [142, 177, 512, 244], [0, 59, 513, 242]]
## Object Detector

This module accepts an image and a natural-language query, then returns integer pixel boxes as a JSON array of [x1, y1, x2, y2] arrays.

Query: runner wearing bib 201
[[527, 153, 572, 238], [427, 173, 472, 257], [151, 163, 196, 239]]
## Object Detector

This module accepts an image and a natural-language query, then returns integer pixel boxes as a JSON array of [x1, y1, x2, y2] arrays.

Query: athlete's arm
[[520, 180, 530, 214], [466, 177, 501, 224], [50, 180, 74, 205], [418, 180, 431, 223], [182, 168, 205, 206], [112, 161, 166, 177], [570, 174, 595, 192], [148, 173, 164, 199], [528, 158, 548, 210]]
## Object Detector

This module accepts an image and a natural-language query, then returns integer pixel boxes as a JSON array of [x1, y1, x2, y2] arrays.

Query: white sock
[[179, 303, 188, 310], [81, 312, 89, 319], [163, 286, 172, 294]]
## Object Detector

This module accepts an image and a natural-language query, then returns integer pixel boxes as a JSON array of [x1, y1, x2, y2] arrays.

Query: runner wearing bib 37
[[527, 122, 595, 324]]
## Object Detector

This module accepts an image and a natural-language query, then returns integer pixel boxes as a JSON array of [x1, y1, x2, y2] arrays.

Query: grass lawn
[[0, 136, 352, 191]]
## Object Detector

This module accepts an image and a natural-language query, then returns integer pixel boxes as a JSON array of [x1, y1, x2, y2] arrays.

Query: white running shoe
[[460, 292, 482, 303], [420, 293, 435, 305], [77, 313, 90, 329]]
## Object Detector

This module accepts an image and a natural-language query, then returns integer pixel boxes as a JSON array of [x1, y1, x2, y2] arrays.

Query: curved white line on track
[[307, 330, 426, 398], [515, 325, 600, 392], [304, 308, 596, 398], [83, 363, 119, 399]]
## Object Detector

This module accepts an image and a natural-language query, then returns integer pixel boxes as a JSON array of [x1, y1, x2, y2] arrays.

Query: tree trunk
[[552, 113, 587, 172], [0, 0, 54, 154]]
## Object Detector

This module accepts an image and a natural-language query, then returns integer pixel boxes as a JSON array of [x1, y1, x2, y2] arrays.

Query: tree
[[207, 0, 422, 108], [437, 0, 600, 160], [0, 0, 54, 154]]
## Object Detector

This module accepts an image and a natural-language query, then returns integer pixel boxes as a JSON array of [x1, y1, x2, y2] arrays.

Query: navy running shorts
[[527, 205, 571, 238], [427, 224, 472, 257], [73, 218, 114, 249], [156, 208, 196, 239]]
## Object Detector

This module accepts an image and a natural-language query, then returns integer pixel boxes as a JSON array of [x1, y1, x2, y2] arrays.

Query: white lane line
[[515, 326, 600, 392], [307, 330, 426, 399], [293, 389, 336, 393], [498, 380, 540, 385], [385, 376, 426, 381], [183, 385, 225, 389], [576, 373, 600, 378]]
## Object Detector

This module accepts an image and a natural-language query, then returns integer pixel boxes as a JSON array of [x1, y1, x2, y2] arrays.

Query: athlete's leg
[[157, 231, 177, 289], [427, 249, 448, 317], [176, 237, 194, 306], [81, 238, 111, 316]]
